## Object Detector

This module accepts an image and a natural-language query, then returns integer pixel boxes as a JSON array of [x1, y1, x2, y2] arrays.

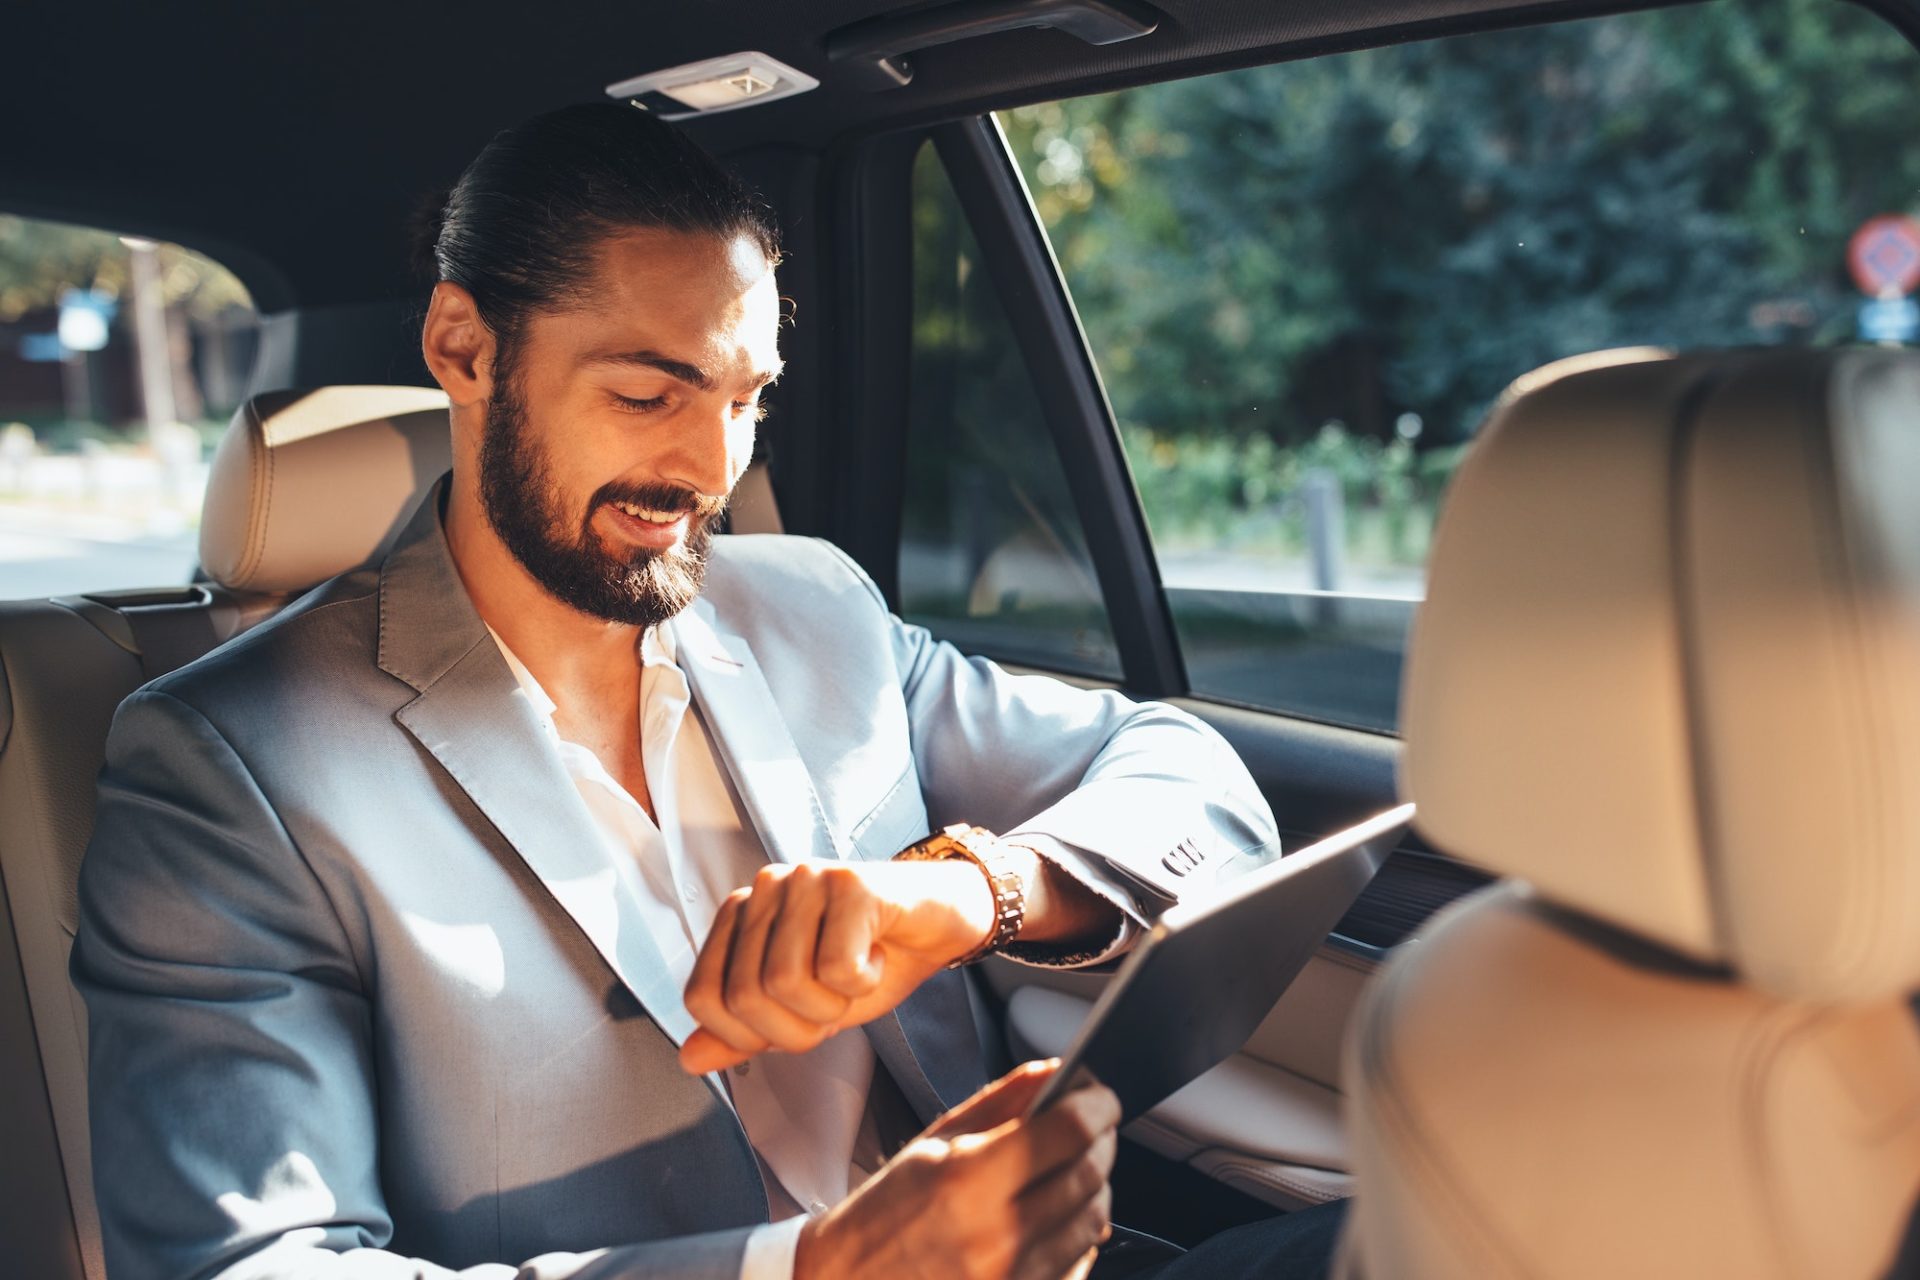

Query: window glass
[[1001, 0, 1920, 731], [0, 216, 257, 599], [899, 143, 1122, 678]]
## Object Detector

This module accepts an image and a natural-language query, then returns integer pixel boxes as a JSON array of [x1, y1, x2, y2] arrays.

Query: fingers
[[1005, 1086, 1119, 1280], [681, 891, 770, 1073], [945, 1080, 1117, 1280], [1058, 1248, 1101, 1280], [1014, 1125, 1116, 1247], [1012, 1142, 1113, 1280], [815, 867, 884, 999], [682, 865, 871, 1075], [679, 1026, 751, 1075], [974, 1079, 1121, 1191], [763, 866, 858, 1025], [821, 1071, 1117, 1280], [926, 1059, 1061, 1140], [1021, 1233, 1106, 1280]]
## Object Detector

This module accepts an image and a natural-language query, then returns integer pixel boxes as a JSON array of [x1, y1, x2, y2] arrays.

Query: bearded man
[[72, 104, 1348, 1280]]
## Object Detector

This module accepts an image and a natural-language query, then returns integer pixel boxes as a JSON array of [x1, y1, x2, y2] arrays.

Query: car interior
[[4, 0, 1920, 1277]]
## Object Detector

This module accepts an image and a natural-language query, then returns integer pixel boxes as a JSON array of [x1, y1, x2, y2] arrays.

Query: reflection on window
[[899, 144, 1121, 679], [0, 216, 257, 599], [1001, 0, 1920, 731]]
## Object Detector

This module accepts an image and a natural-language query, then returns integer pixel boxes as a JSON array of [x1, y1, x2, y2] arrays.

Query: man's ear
[[421, 282, 497, 405]]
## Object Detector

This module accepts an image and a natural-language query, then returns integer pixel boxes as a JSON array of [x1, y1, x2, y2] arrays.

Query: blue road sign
[[16, 333, 67, 362], [1859, 296, 1920, 344]]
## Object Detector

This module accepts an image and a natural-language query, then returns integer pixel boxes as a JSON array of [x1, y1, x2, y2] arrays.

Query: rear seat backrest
[[0, 386, 452, 1280]]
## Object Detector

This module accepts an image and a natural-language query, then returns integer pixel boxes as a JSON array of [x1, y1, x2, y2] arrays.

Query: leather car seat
[[0, 385, 452, 1280], [1339, 347, 1920, 1279]]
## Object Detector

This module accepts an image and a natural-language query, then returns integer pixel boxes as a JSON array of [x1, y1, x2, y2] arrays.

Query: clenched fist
[[679, 858, 998, 1075]]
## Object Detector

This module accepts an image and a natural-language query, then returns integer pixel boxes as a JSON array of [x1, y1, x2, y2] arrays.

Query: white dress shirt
[[492, 623, 855, 1277], [489, 621, 1140, 1279]]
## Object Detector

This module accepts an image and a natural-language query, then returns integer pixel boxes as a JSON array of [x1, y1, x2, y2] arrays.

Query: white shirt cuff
[[1000, 833, 1145, 969], [740, 1215, 809, 1280]]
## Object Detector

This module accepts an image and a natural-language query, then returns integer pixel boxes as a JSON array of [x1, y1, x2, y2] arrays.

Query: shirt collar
[[485, 622, 682, 729]]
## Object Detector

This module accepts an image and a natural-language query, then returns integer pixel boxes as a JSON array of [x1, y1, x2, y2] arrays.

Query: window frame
[[913, 117, 1188, 697]]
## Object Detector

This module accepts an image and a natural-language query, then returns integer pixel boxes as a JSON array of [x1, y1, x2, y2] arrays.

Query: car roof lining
[[0, 0, 1736, 311]]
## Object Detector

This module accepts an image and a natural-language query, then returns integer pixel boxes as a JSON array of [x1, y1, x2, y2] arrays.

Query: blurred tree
[[1002, 0, 1920, 450], [0, 215, 251, 322]]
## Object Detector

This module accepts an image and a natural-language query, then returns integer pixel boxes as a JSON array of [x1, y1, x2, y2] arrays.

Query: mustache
[[590, 481, 730, 523]]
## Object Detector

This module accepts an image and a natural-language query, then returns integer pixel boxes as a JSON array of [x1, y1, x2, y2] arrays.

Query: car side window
[[0, 216, 258, 598], [898, 141, 1123, 679], [985, 0, 1920, 731]]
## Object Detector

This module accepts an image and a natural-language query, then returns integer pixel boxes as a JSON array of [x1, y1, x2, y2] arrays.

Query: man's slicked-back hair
[[418, 103, 781, 353]]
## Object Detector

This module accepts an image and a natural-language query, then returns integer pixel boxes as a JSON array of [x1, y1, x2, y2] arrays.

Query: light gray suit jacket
[[72, 489, 1278, 1280]]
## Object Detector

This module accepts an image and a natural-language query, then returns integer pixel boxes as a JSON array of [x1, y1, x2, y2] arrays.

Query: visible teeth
[[613, 501, 681, 524]]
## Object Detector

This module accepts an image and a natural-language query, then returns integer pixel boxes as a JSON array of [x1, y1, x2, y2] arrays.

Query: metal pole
[[1303, 467, 1345, 628], [122, 237, 176, 449]]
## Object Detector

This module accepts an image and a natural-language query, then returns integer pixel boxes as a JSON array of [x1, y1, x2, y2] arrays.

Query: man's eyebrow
[[584, 349, 785, 393], [585, 349, 715, 390]]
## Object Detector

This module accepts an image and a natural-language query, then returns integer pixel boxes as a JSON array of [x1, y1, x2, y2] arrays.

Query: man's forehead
[[544, 226, 781, 371], [591, 225, 776, 300]]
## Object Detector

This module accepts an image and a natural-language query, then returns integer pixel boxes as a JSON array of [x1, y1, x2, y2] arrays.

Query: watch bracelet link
[[892, 823, 1027, 968]]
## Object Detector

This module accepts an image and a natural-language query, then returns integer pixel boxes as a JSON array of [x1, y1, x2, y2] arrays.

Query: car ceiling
[[5, 0, 1687, 310]]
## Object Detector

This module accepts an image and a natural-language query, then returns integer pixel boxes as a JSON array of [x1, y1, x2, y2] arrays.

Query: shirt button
[[681, 884, 699, 903], [733, 1061, 750, 1077], [808, 1200, 829, 1218]]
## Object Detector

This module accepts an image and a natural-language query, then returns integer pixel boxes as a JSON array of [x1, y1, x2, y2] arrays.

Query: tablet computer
[[1027, 803, 1413, 1121]]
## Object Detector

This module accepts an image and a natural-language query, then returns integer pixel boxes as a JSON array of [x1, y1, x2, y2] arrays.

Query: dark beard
[[478, 374, 725, 627]]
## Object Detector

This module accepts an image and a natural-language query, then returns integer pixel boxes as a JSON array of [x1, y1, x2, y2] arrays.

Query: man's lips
[[601, 501, 691, 549]]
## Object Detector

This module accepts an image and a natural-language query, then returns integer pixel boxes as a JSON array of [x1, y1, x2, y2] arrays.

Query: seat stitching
[[1202, 1158, 1346, 1203], [251, 410, 277, 589], [1664, 359, 1740, 959], [847, 763, 916, 845], [1735, 1004, 1822, 1280], [1802, 357, 1890, 990], [238, 402, 269, 588]]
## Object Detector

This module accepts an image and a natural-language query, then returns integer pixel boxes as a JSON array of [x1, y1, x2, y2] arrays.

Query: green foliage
[[1124, 422, 1462, 567], [1002, 0, 1920, 469], [0, 215, 252, 322]]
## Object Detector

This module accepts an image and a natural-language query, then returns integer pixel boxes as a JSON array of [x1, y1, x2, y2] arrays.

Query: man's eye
[[614, 393, 668, 413], [732, 400, 768, 422]]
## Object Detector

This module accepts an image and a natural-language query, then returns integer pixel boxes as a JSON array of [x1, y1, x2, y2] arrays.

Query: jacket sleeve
[[814, 542, 1281, 936], [71, 689, 755, 1280]]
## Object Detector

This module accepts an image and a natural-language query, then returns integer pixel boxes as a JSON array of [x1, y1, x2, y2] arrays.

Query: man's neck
[[443, 480, 644, 711]]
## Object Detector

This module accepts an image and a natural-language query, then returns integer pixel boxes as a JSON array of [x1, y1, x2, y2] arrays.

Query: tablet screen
[[1026, 805, 1412, 1120]]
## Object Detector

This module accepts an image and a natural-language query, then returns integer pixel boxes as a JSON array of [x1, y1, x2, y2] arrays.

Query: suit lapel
[[394, 646, 698, 1046], [670, 599, 845, 867], [673, 596, 985, 1116], [379, 495, 975, 1116], [377, 486, 697, 1047]]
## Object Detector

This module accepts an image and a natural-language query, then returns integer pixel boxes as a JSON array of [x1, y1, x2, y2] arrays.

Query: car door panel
[[990, 955, 1362, 1209]]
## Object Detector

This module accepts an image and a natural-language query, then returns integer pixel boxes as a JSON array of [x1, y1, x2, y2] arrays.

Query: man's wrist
[[927, 858, 1000, 962], [893, 824, 1029, 966]]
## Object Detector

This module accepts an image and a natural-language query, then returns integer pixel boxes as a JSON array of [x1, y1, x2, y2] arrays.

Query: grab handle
[[825, 0, 1162, 91]]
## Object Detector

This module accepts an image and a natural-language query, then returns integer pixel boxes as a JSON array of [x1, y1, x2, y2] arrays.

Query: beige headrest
[[1402, 347, 1920, 1002], [200, 386, 452, 594]]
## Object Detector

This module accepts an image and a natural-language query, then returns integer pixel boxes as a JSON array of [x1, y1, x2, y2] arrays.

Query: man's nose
[[657, 401, 747, 499]]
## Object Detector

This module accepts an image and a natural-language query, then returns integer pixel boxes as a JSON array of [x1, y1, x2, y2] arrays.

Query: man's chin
[[553, 539, 710, 627]]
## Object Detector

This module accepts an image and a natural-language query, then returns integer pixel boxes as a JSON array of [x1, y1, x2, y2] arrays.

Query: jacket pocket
[[847, 765, 928, 861]]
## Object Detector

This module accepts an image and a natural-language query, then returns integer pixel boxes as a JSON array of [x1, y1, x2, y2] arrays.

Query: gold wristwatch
[[893, 823, 1027, 968]]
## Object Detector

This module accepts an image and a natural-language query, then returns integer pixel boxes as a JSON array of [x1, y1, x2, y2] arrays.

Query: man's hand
[[680, 859, 997, 1075], [795, 1060, 1119, 1280]]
